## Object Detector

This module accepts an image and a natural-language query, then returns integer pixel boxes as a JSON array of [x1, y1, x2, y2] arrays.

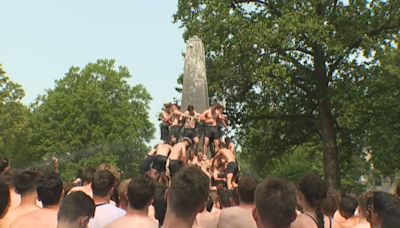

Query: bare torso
[[169, 143, 186, 161], [201, 109, 220, 127], [156, 144, 172, 157], [0, 205, 39, 228], [10, 208, 58, 228], [217, 148, 236, 163], [196, 211, 218, 228], [184, 111, 199, 129], [105, 214, 158, 228], [218, 206, 256, 228]]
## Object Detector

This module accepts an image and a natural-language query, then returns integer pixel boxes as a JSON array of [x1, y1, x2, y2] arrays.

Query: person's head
[[13, 170, 40, 197], [127, 176, 155, 210], [57, 191, 95, 228], [339, 196, 358, 219], [211, 102, 219, 111], [196, 152, 203, 161], [96, 163, 121, 186], [37, 172, 63, 207], [187, 105, 194, 113], [321, 189, 341, 218], [253, 177, 297, 228], [166, 167, 209, 219], [224, 137, 231, 145], [0, 178, 10, 219], [91, 170, 115, 198], [118, 178, 131, 210], [181, 137, 193, 147], [298, 174, 327, 228], [0, 158, 9, 174], [79, 168, 95, 185], [238, 176, 258, 204], [367, 191, 400, 228]]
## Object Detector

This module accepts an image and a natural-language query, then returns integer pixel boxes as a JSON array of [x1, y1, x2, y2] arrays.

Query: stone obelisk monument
[[181, 36, 209, 113]]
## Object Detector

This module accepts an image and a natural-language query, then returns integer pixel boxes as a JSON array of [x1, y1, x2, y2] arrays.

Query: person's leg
[[213, 139, 220, 157], [226, 173, 234, 190], [203, 136, 210, 157]]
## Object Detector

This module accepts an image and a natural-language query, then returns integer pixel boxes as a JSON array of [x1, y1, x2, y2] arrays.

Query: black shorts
[[154, 155, 168, 173], [182, 128, 198, 141], [204, 126, 219, 141], [141, 155, 155, 174], [169, 126, 180, 138], [169, 159, 184, 178], [160, 124, 169, 141], [226, 162, 238, 175]]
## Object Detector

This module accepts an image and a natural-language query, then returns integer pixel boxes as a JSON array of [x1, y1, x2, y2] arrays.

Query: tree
[[174, 0, 400, 188], [0, 65, 31, 167], [30, 59, 154, 179]]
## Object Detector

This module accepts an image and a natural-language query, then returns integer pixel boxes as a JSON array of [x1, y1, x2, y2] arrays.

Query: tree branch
[[243, 114, 317, 123]]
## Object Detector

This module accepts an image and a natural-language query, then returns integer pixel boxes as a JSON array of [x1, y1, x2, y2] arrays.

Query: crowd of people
[[0, 103, 400, 228]]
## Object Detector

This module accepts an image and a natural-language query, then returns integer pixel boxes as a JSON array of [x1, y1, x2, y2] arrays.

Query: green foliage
[[0, 65, 31, 167], [174, 0, 400, 188], [29, 59, 155, 180]]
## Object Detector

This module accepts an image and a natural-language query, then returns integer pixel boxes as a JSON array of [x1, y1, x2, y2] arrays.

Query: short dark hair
[[13, 170, 40, 196], [187, 105, 194, 112], [36, 172, 63, 207], [238, 176, 258, 204], [127, 176, 155, 210], [0, 178, 10, 218], [91, 170, 115, 197], [169, 167, 209, 218], [255, 177, 297, 228], [58, 191, 95, 222], [339, 196, 358, 219], [80, 168, 95, 184], [372, 191, 400, 228]]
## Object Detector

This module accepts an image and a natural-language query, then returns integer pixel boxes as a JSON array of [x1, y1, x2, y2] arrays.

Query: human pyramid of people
[[143, 102, 239, 191], [0, 103, 400, 228]]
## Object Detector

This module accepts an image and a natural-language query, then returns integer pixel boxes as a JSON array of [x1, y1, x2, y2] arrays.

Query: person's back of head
[[168, 166, 209, 218], [298, 174, 327, 228], [13, 170, 40, 196], [321, 190, 339, 218], [238, 176, 258, 205], [37, 172, 63, 207], [369, 191, 400, 228], [57, 191, 95, 228], [253, 177, 297, 228], [80, 168, 95, 185], [91, 170, 115, 197], [339, 196, 358, 219], [118, 178, 131, 210], [0, 178, 10, 218], [127, 176, 155, 210]]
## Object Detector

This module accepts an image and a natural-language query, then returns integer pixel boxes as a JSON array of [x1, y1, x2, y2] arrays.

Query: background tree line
[[0, 59, 154, 180], [174, 0, 400, 191]]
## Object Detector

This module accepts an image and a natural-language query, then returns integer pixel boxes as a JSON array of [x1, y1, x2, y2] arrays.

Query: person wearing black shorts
[[168, 159, 184, 178]]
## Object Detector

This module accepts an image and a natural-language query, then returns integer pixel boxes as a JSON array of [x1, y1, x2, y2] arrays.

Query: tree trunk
[[313, 45, 340, 189]]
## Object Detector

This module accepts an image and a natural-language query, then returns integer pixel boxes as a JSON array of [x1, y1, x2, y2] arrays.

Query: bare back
[[105, 215, 158, 228], [218, 206, 256, 228], [0, 205, 39, 228], [169, 143, 185, 161], [156, 144, 172, 157], [291, 213, 333, 228], [196, 211, 218, 228], [216, 148, 235, 163], [10, 208, 58, 228]]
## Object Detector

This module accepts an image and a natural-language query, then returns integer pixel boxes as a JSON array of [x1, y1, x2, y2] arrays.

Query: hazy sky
[[0, 1, 185, 143]]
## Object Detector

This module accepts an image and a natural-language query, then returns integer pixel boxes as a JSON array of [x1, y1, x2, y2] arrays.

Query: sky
[[0, 1, 186, 144]]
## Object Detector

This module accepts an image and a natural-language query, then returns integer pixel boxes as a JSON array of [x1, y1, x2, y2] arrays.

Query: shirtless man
[[154, 143, 172, 182], [160, 103, 172, 142], [338, 196, 359, 228], [168, 137, 192, 178], [212, 148, 238, 190], [0, 170, 40, 228], [196, 152, 212, 179], [187, 151, 199, 167], [169, 104, 184, 145], [218, 176, 258, 228], [199, 103, 227, 157], [182, 105, 200, 149], [224, 137, 235, 154], [10, 173, 64, 228], [106, 177, 158, 228], [141, 146, 157, 176]]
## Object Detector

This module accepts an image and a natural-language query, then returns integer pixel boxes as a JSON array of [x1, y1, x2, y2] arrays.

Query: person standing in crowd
[[0, 179, 10, 219], [169, 103, 184, 145], [163, 167, 209, 228], [106, 177, 157, 228], [199, 103, 225, 157], [0, 170, 40, 228], [253, 177, 297, 228], [117, 178, 131, 211], [367, 191, 400, 228], [88, 170, 125, 228], [291, 174, 332, 228], [69, 168, 95, 197], [160, 103, 172, 142], [338, 196, 359, 228], [154, 142, 172, 183], [10, 172, 64, 228], [57, 191, 95, 228], [182, 104, 200, 150], [218, 176, 258, 228]]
